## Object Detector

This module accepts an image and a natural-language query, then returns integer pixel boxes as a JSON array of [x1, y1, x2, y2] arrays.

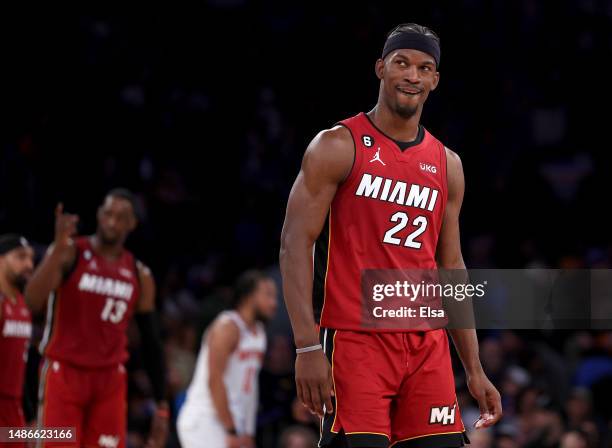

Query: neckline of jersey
[[363, 112, 426, 152], [86, 235, 126, 265]]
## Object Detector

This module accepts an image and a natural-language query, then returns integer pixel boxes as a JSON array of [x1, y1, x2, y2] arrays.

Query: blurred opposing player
[[280, 24, 502, 447], [25, 189, 168, 448], [0, 234, 34, 439], [177, 270, 278, 448]]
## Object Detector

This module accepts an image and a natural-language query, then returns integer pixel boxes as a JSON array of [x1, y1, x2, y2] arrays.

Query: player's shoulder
[[210, 312, 241, 343], [303, 125, 354, 181], [314, 124, 353, 145], [444, 146, 461, 163], [135, 259, 152, 277], [443, 146, 463, 174]]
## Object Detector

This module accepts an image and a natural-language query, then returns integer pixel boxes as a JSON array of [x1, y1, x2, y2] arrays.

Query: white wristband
[[295, 344, 323, 354]]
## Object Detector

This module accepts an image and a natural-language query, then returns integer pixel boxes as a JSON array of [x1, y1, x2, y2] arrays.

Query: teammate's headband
[[381, 33, 440, 68], [0, 234, 30, 255]]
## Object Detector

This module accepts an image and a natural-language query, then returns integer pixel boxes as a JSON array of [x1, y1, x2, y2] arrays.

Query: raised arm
[[25, 204, 77, 313], [279, 125, 353, 418], [436, 148, 502, 429]]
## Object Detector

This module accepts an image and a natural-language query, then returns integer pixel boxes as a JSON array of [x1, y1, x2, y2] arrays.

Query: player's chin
[[100, 232, 120, 245], [396, 91, 422, 106], [256, 311, 275, 323]]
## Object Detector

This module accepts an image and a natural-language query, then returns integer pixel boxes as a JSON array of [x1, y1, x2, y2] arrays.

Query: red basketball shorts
[[0, 395, 27, 448], [36, 358, 127, 447], [318, 328, 469, 448]]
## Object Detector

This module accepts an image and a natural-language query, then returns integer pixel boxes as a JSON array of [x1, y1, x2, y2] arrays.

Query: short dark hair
[[231, 269, 267, 308], [105, 188, 138, 218], [386, 23, 440, 45]]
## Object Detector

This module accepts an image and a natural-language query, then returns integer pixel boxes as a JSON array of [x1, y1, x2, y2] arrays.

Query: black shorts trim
[[391, 431, 469, 448], [319, 328, 338, 447], [319, 430, 389, 448], [346, 432, 389, 448]]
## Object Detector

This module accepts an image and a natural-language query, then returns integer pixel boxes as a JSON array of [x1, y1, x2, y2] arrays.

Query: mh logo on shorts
[[429, 404, 456, 425], [98, 434, 119, 448]]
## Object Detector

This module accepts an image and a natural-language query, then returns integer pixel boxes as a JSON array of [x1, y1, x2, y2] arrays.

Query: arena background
[[2, 2, 612, 447]]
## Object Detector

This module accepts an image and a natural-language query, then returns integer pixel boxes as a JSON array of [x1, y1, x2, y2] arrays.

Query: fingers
[[300, 380, 315, 414], [296, 381, 305, 408], [308, 381, 323, 417], [321, 379, 334, 415], [474, 389, 502, 428], [483, 390, 503, 427], [55, 203, 63, 217], [473, 392, 489, 429]]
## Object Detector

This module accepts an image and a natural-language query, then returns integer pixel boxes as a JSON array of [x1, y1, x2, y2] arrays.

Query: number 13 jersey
[[40, 237, 141, 367], [314, 112, 449, 331]]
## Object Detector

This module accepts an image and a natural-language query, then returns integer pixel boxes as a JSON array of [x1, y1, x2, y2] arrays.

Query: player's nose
[[403, 65, 420, 82], [24, 258, 34, 271]]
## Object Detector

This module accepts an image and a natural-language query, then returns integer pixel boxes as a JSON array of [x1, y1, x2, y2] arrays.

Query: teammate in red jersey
[[280, 24, 502, 447], [0, 234, 34, 441], [25, 189, 168, 448]]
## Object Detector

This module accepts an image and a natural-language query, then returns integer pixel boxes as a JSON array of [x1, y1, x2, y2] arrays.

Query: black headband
[[382, 32, 440, 68], [0, 234, 30, 255]]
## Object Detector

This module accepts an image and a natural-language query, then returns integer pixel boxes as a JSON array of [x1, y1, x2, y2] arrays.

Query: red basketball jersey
[[40, 237, 141, 368], [0, 293, 31, 398], [314, 112, 448, 331]]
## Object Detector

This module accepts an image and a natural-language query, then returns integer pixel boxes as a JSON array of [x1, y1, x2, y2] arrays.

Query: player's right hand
[[226, 434, 252, 448], [295, 349, 334, 419], [54, 203, 79, 248]]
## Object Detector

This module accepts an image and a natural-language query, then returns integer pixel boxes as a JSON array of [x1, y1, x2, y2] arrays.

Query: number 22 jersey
[[314, 112, 449, 331]]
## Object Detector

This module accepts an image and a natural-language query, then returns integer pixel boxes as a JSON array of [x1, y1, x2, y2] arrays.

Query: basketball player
[[24, 189, 168, 447], [0, 234, 34, 439], [177, 270, 278, 448], [280, 24, 502, 447]]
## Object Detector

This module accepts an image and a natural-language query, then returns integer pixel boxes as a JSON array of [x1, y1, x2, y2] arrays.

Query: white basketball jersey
[[179, 311, 266, 435]]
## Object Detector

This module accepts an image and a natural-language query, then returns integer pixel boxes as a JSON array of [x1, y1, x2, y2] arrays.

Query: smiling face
[[376, 48, 440, 119]]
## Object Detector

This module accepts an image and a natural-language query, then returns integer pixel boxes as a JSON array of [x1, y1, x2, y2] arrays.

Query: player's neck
[[90, 235, 124, 260], [0, 277, 19, 301], [369, 103, 422, 142], [236, 306, 257, 330]]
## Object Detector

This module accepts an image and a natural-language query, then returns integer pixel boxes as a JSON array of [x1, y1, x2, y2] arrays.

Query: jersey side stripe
[[38, 290, 59, 354]]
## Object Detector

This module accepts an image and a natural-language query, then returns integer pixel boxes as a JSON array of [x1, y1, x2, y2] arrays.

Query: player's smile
[[397, 85, 423, 96]]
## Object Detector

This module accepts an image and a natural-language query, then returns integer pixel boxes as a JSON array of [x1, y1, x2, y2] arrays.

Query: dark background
[[2, 2, 612, 447]]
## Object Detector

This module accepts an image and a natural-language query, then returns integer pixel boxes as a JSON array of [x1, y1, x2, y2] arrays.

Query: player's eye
[[397, 60, 407, 67], [421, 66, 431, 72]]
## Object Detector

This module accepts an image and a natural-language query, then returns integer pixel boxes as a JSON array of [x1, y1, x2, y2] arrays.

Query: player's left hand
[[466, 369, 502, 429], [145, 402, 170, 448]]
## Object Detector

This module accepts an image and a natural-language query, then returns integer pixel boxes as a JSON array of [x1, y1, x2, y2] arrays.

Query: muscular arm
[[207, 319, 240, 431], [436, 149, 479, 370], [279, 125, 354, 417], [25, 204, 78, 313], [24, 244, 76, 313], [279, 126, 354, 347], [436, 148, 502, 428]]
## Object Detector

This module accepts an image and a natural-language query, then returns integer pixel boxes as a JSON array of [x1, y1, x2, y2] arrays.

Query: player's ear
[[375, 58, 385, 80], [430, 71, 440, 91]]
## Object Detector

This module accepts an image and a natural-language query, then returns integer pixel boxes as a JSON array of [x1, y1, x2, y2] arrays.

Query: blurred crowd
[[2, 1, 612, 447]]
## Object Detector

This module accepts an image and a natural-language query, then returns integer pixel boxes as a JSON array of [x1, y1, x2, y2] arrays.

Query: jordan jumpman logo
[[370, 147, 386, 166]]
